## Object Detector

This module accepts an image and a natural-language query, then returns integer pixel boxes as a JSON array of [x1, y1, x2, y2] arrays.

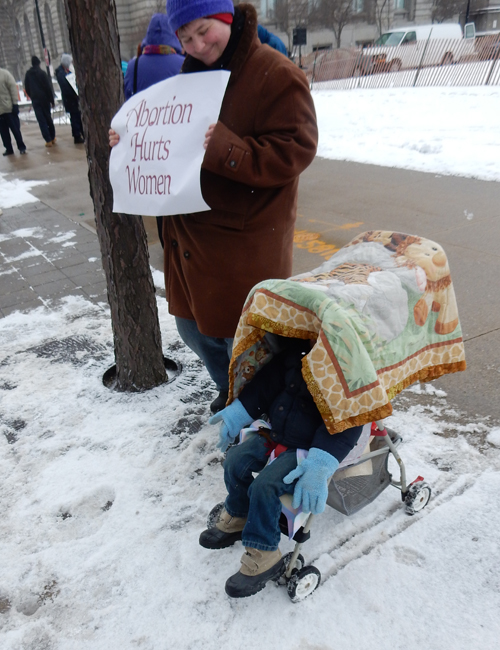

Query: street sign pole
[[34, 0, 53, 89]]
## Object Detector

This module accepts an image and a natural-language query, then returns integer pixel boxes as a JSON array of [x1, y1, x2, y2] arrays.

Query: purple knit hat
[[166, 0, 234, 33]]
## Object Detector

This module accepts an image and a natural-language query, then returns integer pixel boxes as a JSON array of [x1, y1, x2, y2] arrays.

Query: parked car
[[305, 48, 361, 83], [356, 22, 476, 75]]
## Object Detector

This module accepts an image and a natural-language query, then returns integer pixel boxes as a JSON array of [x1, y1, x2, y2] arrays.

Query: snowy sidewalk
[[0, 288, 499, 649], [0, 199, 499, 650], [0, 202, 106, 318], [1, 87, 500, 649]]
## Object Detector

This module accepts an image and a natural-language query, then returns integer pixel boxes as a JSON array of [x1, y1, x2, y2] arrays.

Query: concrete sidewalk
[[296, 159, 500, 424], [1, 121, 499, 424], [0, 200, 107, 317]]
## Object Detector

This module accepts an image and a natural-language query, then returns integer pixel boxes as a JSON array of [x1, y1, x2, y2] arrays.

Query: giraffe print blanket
[[228, 231, 466, 434]]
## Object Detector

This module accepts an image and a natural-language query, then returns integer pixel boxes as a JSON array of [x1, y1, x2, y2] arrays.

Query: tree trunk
[[63, 0, 166, 391]]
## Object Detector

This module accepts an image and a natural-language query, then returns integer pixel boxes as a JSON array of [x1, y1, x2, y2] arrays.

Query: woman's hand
[[109, 129, 120, 148], [203, 123, 216, 150]]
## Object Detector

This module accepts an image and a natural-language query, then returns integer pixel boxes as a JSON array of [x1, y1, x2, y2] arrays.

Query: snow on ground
[[313, 86, 500, 182], [0, 297, 499, 650], [0, 173, 48, 210], [1, 86, 500, 648]]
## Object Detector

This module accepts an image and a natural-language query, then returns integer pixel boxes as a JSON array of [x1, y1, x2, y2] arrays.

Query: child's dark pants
[[223, 433, 298, 551]]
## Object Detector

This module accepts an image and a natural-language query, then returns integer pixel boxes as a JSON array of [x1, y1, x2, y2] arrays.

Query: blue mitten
[[208, 398, 251, 452], [283, 448, 339, 514]]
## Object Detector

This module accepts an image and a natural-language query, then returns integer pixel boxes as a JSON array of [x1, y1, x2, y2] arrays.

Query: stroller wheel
[[405, 481, 431, 515], [275, 552, 305, 586], [206, 502, 225, 528], [283, 552, 305, 573], [286, 566, 321, 603]]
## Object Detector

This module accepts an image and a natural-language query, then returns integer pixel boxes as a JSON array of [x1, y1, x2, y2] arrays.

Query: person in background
[[124, 13, 184, 101], [0, 66, 27, 156], [257, 24, 288, 56], [109, 1, 317, 414], [24, 56, 56, 148], [55, 54, 84, 144], [123, 13, 184, 248]]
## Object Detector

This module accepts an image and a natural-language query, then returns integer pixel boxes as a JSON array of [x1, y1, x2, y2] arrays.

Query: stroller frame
[[279, 420, 431, 602]]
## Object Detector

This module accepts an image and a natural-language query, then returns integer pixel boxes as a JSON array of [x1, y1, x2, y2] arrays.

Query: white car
[[356, 22, 476, 74]]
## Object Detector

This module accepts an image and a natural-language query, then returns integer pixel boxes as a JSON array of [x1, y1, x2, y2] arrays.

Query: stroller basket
[[326, 428, 401, 516]]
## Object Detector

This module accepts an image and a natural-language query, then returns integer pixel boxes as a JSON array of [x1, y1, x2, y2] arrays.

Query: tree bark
[[63, 0, 166, 391]]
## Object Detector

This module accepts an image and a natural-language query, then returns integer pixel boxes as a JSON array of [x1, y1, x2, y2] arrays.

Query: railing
[[19, 98, 71, 126], [308, 34, 500, 90]]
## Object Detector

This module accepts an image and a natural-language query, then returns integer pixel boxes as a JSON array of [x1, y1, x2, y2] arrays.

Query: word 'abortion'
[[126, 97, 192, 130], [124, 96, 193, 194]]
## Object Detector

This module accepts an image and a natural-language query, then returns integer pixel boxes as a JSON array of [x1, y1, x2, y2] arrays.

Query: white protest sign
[[65, 71, 78, 95], [109, 70, 230, 216]]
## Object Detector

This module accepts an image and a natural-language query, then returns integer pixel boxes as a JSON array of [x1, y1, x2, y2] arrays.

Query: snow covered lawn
[[313, 86, 500, 182]]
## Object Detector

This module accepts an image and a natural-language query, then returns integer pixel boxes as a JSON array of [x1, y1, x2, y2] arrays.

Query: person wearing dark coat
[[24, 56, 56, 147], [123, 13, 184, 101], [55, 54, 84, 144], [123, 13, 185, 247]]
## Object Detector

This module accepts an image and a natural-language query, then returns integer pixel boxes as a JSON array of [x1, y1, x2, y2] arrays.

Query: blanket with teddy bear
[[228, 231, 466, 434]]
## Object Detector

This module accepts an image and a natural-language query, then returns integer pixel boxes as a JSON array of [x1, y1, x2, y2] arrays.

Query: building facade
[[0, 0, 165, 82], [0, 1, 498, 82]]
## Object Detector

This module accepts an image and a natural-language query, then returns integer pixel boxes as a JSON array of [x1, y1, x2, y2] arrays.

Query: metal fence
[[308, 34, 500, 90]]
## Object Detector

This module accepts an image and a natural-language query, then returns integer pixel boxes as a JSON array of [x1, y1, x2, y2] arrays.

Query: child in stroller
[[200, 334, 364, 598], [201, 229, 466, 599]]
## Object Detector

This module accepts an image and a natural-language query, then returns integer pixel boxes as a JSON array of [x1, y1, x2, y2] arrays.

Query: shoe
[[51, 137, 57, 144], [3, 150, 14, 156], [199, 508, 246, 550], [225, 548, 284, 598], [19, 149, 27, 155], [45, 141, 52, 148], [74, 136, 85, 144], [210, 389, 229, 414]]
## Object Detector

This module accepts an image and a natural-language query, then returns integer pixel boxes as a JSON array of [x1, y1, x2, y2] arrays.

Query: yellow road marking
[[338, 221, 364, 230], [293, 229, 340, 259]]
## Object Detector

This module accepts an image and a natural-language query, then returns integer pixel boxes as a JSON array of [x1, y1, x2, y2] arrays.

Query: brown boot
[[225, 547, 284, 598], [199, 508, 247, 550]]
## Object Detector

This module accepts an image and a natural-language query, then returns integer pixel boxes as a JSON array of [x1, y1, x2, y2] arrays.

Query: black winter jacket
[[24, 65, 54, 106], [238, 339, 363, 461], [55, 65, 79, 113]]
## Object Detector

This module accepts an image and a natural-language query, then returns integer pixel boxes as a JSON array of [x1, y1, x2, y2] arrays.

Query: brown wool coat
[[163, 4, 318, 338]]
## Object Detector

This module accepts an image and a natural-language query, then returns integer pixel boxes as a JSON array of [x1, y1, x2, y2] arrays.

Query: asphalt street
[[1, 120, 499, 424]]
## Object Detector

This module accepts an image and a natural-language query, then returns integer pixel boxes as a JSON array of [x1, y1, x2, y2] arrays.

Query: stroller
[[208, 417, 431, 602], [275, 419, 431, 602], [214, 230, 465, 602]]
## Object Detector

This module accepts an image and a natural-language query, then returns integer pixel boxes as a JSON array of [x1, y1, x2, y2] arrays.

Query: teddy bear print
[[394, 236, 459, 335]]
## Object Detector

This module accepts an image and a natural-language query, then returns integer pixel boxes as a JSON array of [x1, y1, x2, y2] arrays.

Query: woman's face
[[178, 18, 231, 66]]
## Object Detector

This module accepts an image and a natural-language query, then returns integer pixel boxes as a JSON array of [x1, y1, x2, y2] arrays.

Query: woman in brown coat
[[164, 0, 318, 412], [111, 2, 317, 410]]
